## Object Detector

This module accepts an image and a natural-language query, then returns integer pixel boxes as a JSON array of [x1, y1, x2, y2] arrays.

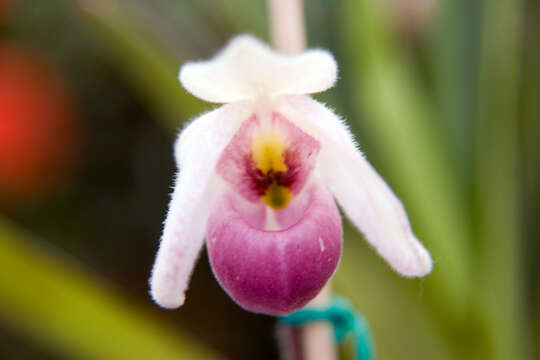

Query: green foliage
[[1, 0, 537, 359], [0, 217, 222, 360]]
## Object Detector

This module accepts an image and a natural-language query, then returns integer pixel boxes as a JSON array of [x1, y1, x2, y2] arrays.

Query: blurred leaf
[[473, 0, 528, 358], [0, 217, 223, 360], [199, 0, 268, 39], [340, 0, 471, 320], [521, 0, 540, 319], [334, 226, 456, 360], [127, 0, 224, 56], [77, 0, 207, 131], [430, 0, 479, 180]]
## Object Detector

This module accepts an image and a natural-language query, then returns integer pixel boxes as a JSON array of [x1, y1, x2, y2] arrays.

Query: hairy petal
[[150, 103, 249, 308], [278, 96, 432, 277], [179, 34, 337, 103]]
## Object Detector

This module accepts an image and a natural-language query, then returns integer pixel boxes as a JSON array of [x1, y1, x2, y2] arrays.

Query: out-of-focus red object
[[0, 45, 77, 202]]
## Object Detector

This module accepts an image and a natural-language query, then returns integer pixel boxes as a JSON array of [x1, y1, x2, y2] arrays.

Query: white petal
[[277, 95, 432, 277], [150, 103, 249, 308], [179, 34, 337, 103]]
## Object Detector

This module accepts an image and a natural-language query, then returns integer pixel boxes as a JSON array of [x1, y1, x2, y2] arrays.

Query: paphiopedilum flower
[[150, 35, 432, 315]]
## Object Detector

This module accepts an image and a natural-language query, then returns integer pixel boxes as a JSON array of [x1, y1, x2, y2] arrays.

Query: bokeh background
[[0, 0, 538, 359]]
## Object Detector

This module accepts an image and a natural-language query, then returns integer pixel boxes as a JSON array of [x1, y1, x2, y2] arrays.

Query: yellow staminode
[[252, 132, 292, 210], [252, 132, 288, 173]]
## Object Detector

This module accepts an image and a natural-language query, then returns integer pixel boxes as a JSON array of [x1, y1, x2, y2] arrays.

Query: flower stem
[[299, 286, 336, 360], [267, 1, 336, 359], [267, 0, 306, 54]]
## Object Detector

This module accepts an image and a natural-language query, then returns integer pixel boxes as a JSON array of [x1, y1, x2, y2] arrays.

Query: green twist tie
[[278, 295, 374, 360]]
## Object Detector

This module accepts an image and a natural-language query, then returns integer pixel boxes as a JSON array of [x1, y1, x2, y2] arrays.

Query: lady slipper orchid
[[150, 35, 432, 315]]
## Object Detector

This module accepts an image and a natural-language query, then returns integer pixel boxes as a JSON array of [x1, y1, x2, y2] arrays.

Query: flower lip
[[206, 183, 343, 315]]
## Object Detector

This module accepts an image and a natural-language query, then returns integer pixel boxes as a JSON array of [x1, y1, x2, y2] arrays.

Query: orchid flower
[[150, 35, 432, 315]]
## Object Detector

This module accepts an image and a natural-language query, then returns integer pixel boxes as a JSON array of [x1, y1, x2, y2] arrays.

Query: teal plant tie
[[278, 295, 374, 360]]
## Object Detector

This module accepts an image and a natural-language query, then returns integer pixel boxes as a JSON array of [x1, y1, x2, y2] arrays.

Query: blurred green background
[[0, 0, 538, 359]]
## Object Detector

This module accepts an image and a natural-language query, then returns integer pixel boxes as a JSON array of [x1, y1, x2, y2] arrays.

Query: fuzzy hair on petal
[[276, 95, 433, 277], [150, 103, 250, 308]]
